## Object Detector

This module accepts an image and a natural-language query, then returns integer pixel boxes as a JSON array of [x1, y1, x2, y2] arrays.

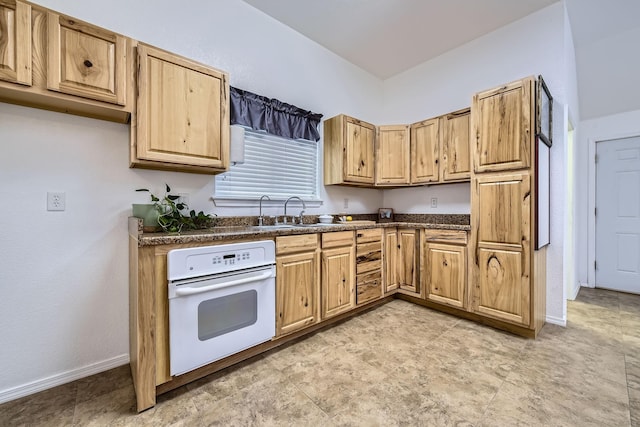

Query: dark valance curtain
[[230, 86, 323, 142]]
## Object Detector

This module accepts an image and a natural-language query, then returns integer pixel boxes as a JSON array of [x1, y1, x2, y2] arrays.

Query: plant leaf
[[167, 195, 180, 201], [135, 188, 149, 192], [165, 184, 171, 193]]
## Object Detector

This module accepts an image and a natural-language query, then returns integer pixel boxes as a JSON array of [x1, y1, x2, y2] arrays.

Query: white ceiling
[[242, 0, 559, 79], [242, 0, 640, 120]]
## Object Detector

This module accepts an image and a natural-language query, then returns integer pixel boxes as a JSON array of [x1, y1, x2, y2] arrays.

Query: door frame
[[588, 131, 640, 287]]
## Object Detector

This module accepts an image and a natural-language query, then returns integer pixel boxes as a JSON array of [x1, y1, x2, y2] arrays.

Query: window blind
[[215, 129, 319, 201]]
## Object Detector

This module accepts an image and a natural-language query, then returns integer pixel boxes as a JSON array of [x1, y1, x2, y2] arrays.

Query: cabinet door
[[398, 229, 419, 294], [410, 118, 439, 184], [344, 118, 375, 184], [471, 173, 531, 325], [47, 12, 126, 105], [441, 109, 470, 182], [0, 0, 30, 85], [384, 229, 398, 292], [473, 77, 534, 173], [375, 125, 410, 185], [136, 43, 229, 169], [276, 251, 318, 337], [322, 246, 355, 319], [425, 243, 466, 309]]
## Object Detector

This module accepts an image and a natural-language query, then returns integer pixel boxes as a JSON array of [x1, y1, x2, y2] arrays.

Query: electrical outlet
[[47, 192, 66, 211], [430, 197, 438, 208], [343, 198, 349, 209]]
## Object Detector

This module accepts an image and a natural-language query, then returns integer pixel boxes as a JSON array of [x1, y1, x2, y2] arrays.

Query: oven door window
[[197, 290, 258, 341]]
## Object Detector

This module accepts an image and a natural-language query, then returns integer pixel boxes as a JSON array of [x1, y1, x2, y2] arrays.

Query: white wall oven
[[167, 241, 276, 376]]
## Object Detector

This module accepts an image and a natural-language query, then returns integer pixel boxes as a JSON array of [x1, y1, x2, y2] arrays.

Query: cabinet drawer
[[356, 270, 382, 305], [322, 231, 354, 248], [424, 229, 468, 245], [356, 242, 382, 274], [356, 228, 383, 243], [276, 234, 318, 255]]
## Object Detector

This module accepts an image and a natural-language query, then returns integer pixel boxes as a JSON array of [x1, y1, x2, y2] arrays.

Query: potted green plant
[[135, 184, 217, 233]]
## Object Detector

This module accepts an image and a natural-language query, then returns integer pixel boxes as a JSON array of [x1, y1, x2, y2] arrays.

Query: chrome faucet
[[258, 195, 271, 226], [283, 196, 306, 224]]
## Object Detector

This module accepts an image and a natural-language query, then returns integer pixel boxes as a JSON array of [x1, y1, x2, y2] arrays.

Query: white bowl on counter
[[318, 214, 333, 224]]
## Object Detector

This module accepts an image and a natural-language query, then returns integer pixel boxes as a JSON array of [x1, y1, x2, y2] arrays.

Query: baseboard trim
[[0, 354, 129, 405], [569, 283, 581, 300], [546, 314, 567, 327]]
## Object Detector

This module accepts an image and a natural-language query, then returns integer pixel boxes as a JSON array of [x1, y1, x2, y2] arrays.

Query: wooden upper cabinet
[[0, 0, 31, 86], [441, 108, 471, 182], [410, 117, 439, 184], [134, 43, 230, 171], [345, 119, 375, 183], [375, 125, 410, 185], [473, 77, 534, 173], [47, 12, 126, 105], [324, 114, 375, 186]]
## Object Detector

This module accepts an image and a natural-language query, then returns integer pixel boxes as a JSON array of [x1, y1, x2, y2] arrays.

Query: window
[[214, 129, 320, 203]]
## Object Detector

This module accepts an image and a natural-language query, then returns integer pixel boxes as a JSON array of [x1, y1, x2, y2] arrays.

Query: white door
[[596, 136, 640, 293]]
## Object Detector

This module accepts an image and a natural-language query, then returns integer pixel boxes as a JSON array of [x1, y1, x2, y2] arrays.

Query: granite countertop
[[130, 215, 471, 247]]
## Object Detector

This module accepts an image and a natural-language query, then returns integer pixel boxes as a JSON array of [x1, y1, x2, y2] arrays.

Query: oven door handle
[[174, 270, 273, 296]]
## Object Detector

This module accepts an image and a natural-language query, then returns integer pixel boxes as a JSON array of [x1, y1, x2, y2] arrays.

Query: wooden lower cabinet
[[355, 229, 383, 305], [398, 229, 419, 295], [384, 228, 419, 295], [384, 229, 399, 292], [422, 230, 468, 309], [276, 251, 319, 336], [471, 172, 531, 326], [321, 231, 355, 319], [275, 235, 320, 337]]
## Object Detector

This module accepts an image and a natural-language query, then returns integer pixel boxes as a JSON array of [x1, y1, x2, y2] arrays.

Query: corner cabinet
[[0, 0, 31, 86], [275, 234, 320, 337], [384, 228, 420, 296], [324, 114, 375, 186], [131, 43, 230, 173], [47, 12, 127, 105]]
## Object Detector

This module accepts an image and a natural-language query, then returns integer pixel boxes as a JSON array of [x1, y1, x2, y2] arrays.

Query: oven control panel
[[168, 240, 276, 281], [211, 251, 251, 266]]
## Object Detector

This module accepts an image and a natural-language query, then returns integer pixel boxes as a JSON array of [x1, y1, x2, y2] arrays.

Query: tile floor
[[1, 287, 638, 426]]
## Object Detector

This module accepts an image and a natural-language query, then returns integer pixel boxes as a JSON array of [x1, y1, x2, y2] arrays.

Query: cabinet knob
[[83, 60, 93, 68]]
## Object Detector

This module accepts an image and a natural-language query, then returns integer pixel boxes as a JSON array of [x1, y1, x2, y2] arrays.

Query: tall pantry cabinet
[[469, 76, 546, 336]]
